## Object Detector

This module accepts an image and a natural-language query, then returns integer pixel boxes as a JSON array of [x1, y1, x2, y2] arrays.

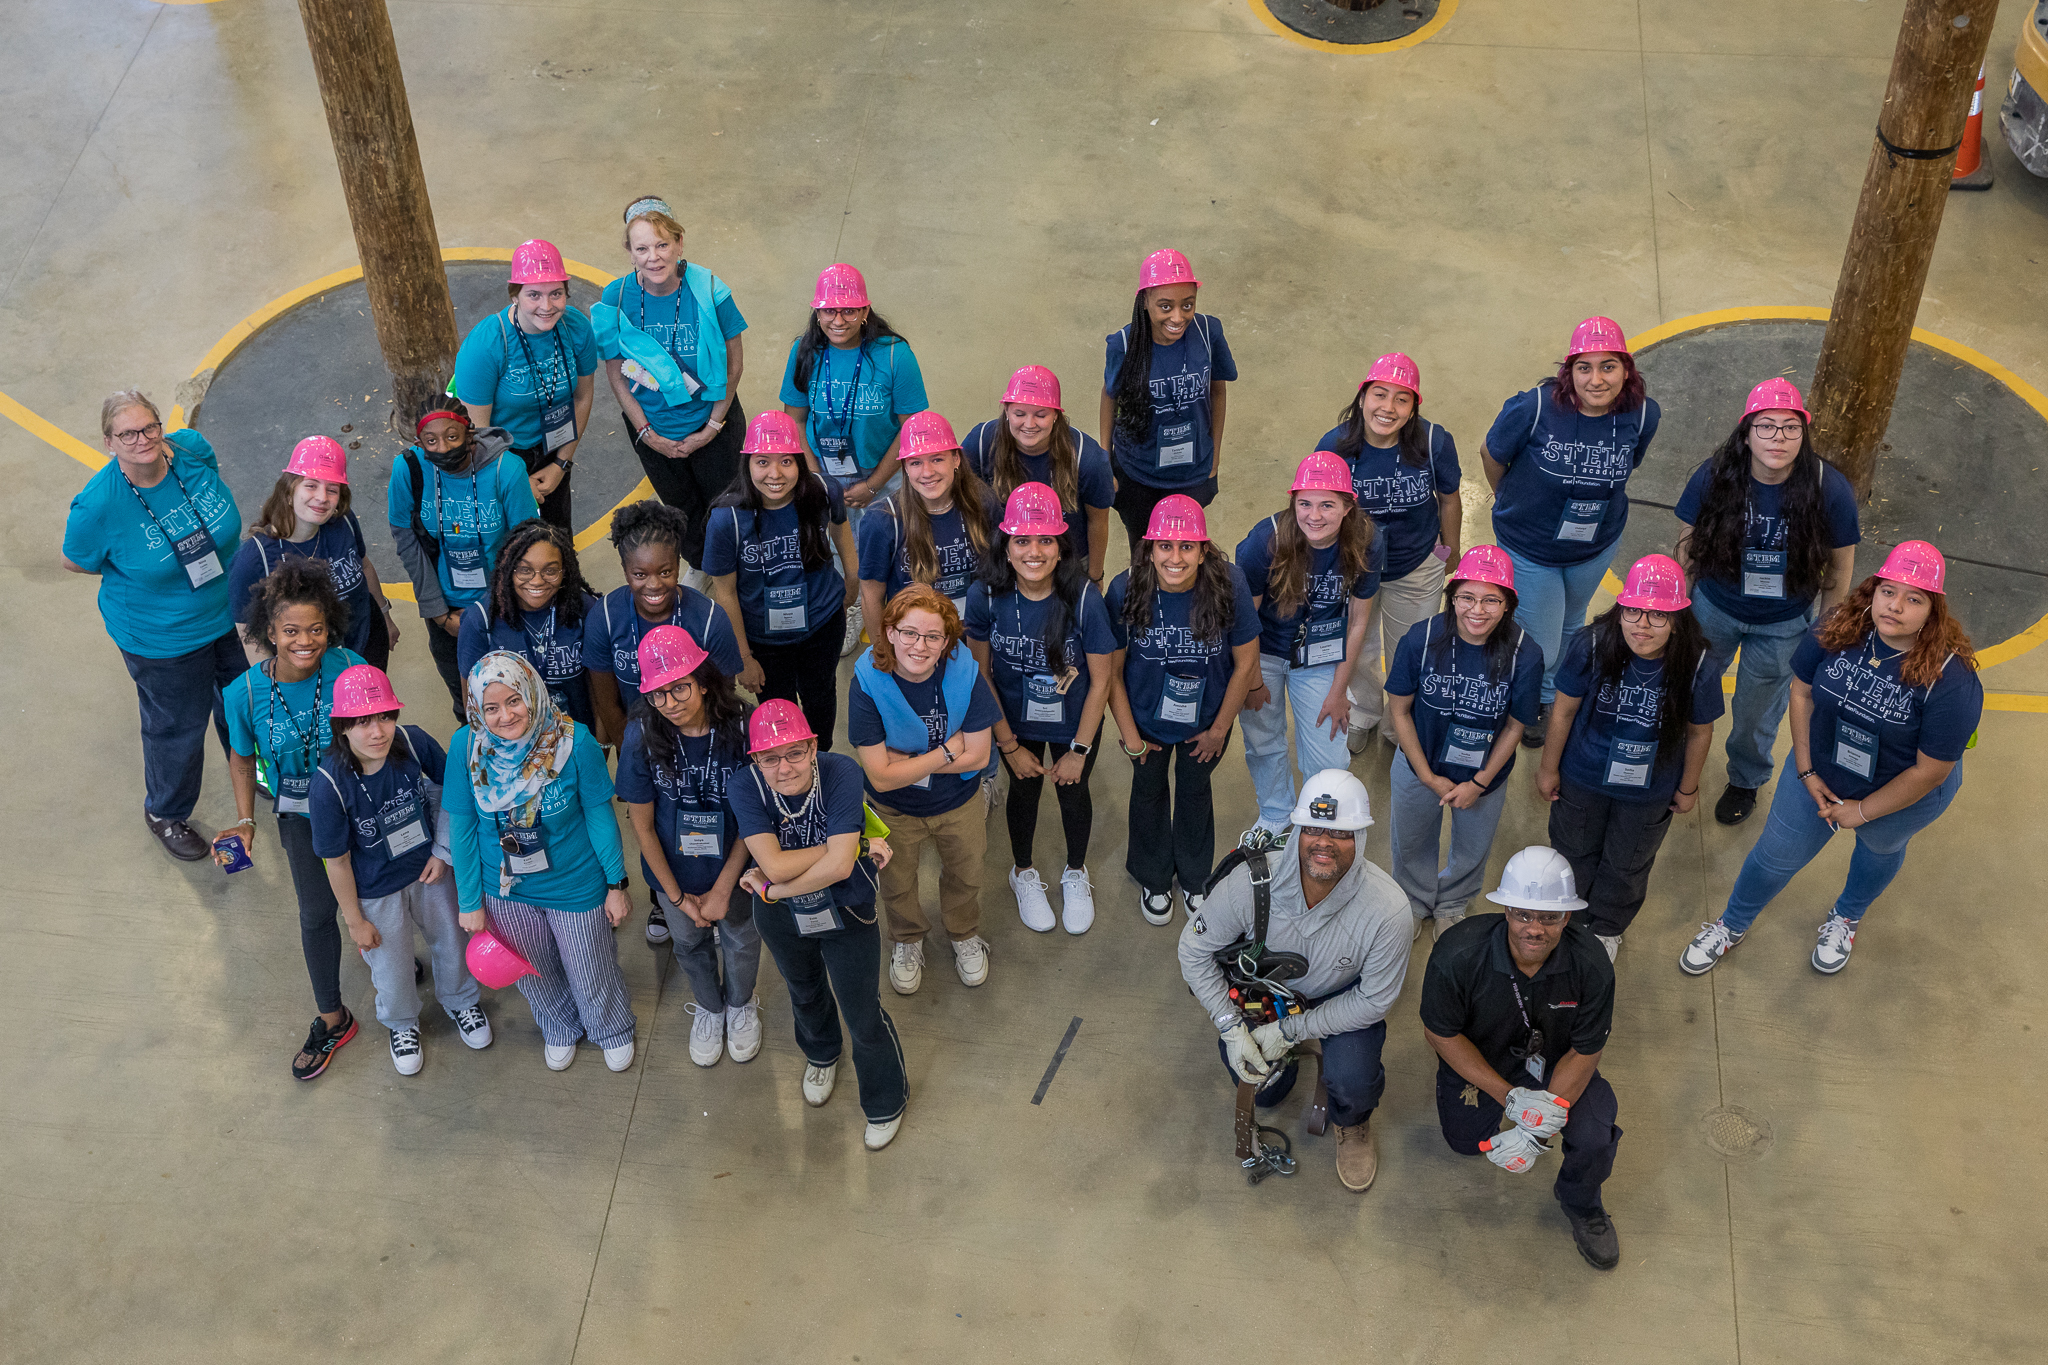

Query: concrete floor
[[6, 2, 2048, 1360]]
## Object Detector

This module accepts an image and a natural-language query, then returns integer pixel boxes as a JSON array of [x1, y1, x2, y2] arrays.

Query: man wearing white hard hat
[[1177, 770, 1410, 1192], [1421, 846, 1623, 1270]]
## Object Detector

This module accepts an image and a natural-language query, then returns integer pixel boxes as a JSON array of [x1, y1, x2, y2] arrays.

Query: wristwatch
[[1069, 739, 1093, 756], [553, 455, 575, 471], [608, 875, 630, 892]]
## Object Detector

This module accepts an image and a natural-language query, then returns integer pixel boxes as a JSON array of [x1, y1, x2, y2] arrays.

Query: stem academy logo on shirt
[[1535, 438, 1634, 483], [1817, 655, 1918, 725]]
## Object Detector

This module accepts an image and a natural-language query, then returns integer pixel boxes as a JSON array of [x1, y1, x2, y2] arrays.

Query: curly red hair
[[868, 583, 964, 674], [1814, 576, 1976, 688]]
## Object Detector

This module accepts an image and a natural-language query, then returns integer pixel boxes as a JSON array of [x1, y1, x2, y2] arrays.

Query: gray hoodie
[[390, 426, 519, 621], [1177, 836, 1413, 1043]]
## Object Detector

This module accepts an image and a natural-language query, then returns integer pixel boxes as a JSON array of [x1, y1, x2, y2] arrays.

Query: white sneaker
[[1812, 914, 1858, 974], [389, 1026, 423, 1077], [1678, 920, 1743, 976], [453, 1006, 492, 1049], [840, 600, 864, 658], [544, 1042, 577, 1071], [1139, 887, 1173, 926], [1412, 914, 1430, 943], [685, 1002, 725, 1067], [1183, 889, 1206, 921], [604, 1039, 636, 1072], [1011, 867, 1056, 932], [888, 940, 925, 995], [1596, 933, 1621, 963], [1432, 907, 1467, 942], [952, 934, 990, 987], [803, 1060, 837, 1106], [1059, 867, 1095, 935], [982, 773, 1000, 818], [726, 996, 762, 1062], [864, 1116, 903, 1151]]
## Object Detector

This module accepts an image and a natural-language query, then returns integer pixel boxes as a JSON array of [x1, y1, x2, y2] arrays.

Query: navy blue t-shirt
[[700, 490, 848, 646], [616, 718, 745, 896], [1674, 460, 1862, 625], [728, 751, 878, 909], [1485, 383, 1661, 567], [1386, 615, 1545, 787], [964, 581, 1120, 744], [459, 591, 598, 727], [1320, 421, 1462, 581], [1105, 564, 1260, 745], [1102, 315, 1239, 489], [1234, 514, 1386, 662], [310, 726, 449, 899], [847, 667, 1002, 817], [961, 421, 1116, 562], [227, 514, 377, 656], [581, 584, 743, 692], [1554, 631, 1726, 806], [1793, 632, 1982, 799], [856, 498, 988, 611]]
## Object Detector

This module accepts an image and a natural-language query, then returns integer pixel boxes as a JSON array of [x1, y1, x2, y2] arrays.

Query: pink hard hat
[[509, 239, 570, 285], [1615, 554, 1692, 613], [330, 663, 405, 719], [1743, 377, 1811, 425], [1136, 248, 1199, 295], [998, 482, 1069, 538], [1143, 494, 1210, 542], [1567, 316, 1630, 359], [1001, 365, 1063, 410], [1362, 352, 1422, 399], [637, 624, 709, 695], [748, 698, 818, 754], [741, 411, 804, 456], [465, 926, 539, 990], [811, 262, 870, 310], [1291, 451, 1356, 497], [896, 410, 960, 460], [1877, 539, 1947, 595], [284, 435, 349, 484], [1449, 545, 1516, 594]]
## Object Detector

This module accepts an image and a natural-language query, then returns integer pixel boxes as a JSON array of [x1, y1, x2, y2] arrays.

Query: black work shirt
[[1419, 914, 1614, 1086]]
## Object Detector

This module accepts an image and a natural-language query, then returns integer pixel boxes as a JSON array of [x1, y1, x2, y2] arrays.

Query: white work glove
[[1221, 1023, 1271, 1084], [1479, 1125, 1549, 1175], [1250, 1018, 1293, 1062], [1504, 1086, 1571, 1139]]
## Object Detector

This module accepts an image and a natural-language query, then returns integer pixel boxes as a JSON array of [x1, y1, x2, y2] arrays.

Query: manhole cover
[[1259, 0, 1439, 47], [1700, 1105, 1774, 1160]]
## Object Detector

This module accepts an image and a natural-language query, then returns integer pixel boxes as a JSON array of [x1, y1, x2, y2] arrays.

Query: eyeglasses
[[511, 564, 565, 583], [1505, 909, 1571, 928], [1452, 593, 1507, 611], [1619, 608, 1670, 627], [756, 744, 815, 770], [817, 308, 866, 321], [110, 421, 163, 446], [889, 626, 949, 648], [1751, 422, 1804, 441], [1299, 827, 1356, 843], [645, 681, 693, 707]]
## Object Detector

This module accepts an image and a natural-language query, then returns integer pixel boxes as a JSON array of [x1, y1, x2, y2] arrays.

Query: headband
[[624, 197, 676, 223], [415, 408, 471, 432]]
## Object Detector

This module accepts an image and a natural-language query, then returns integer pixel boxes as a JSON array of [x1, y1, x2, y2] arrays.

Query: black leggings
[[751, 608, 847, 750], [511, 445, 573, 530], [278, 812, 343, 1015], [1003, 739, 1100, 870]]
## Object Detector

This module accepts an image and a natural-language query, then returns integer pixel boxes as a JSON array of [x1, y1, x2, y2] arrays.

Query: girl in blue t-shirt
[[458, 518, 599, 730], [1535, 556, 1722, 959], [703, 412, 858, 748], [962, 365, 1116, 587], [1482, 317, 1662, 725], [1682, 542, 1983, 978], [1100, 249, 1238, 554], [1675, 378, 1862, 827], [1104, 494, 1261, 926], [857, 410, 999, 645]]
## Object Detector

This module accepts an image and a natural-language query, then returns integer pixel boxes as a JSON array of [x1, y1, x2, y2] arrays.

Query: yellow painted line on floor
[[1244, 0, 1459, 54], [574, 477, 655, 553], [0, 390, 107, 470]]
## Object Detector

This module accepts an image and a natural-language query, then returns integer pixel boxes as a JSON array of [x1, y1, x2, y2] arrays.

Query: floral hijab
[[464, 650, 574, 826]]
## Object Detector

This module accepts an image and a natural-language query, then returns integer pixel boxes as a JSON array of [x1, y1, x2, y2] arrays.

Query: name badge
[[1526, 1054, 1546, 1082], [1439, 722, 1494, 772], [818, 435, 859, 478], [783, 887, 839, 935], [1833, 716, 1878, 780], [446, 544, 488, 591], [1742, 548, 1787, 600], [1025, 673, 1065, 724], [379, 792, 428, 858], [499, 823, 551, 875], [1157, 441, 1195, 468], [173, 523, 225, 589], [275, 771, 312, 816], [540, 398, 577, 454], [766, 584, 808, 634], [1555, 497, 1608, 543], [1158, 672, 1205, 727], [1292, 614, 1346, 669], [675, 809, 722, 858], [1604, 736, 1656, 789]]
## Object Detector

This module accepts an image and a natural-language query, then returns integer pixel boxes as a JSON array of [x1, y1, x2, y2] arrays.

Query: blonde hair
[[101, 389, 161, 439]]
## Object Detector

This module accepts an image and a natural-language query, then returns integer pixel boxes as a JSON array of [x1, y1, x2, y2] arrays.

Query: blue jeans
[[1501, 548, 1612, 703], [753, 894, 908, 1123], [1240, 653, 1351, 831], [1722, 756, 1964, 933], [657, 889, 763, 1011], [1216, 1018, 1388, 1126], [1691, 592, 1813, 791], [119, 628, 248, 821], [1388, 750, 1510, 920]]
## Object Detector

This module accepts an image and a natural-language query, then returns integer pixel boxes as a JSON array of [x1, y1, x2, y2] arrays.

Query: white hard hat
[[1484, 847, 1588, 911], [1289, 769, 1373, 832]]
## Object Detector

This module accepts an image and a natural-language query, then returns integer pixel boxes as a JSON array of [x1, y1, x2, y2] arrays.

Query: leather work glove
[[1221, 1023, 1272, 1084], [1479, 1125, 1549, 1174], [1504, 1086, 1571, 1139], [1250, 1018, 1293, 1062]]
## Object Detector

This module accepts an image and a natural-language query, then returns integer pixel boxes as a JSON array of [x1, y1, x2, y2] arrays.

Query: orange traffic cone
[[1952, 61, 1994, 191]]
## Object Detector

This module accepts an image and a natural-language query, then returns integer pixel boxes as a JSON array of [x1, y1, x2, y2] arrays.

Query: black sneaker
[[645, 900, 671, 945], [1521, 703, 1550, 748], [1564, 1205, 1620, 1270], [1714, 785, 1758, 825], [291, 1008, 358, 1081]]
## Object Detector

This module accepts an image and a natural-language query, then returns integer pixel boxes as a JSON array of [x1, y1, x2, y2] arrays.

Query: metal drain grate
[[1701, 1105, 1774, 1159]]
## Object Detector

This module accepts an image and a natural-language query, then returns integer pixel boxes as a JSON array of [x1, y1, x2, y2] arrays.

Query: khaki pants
[[1349, 553, 1447, 736], [876, 793, 986, 944]]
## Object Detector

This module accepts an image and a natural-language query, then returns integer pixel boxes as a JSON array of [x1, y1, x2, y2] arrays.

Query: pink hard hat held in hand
[[1001, 365, 1063, 410], [637, 624, 709, 695], [509, 239, 569, 285], [1137, 248, 1199, 294], [1291, 451, 1355, 496], [1363, 352, 1421, 398], [1744, 377, 1810, 423], [999, 482, 1068, 538], [749, 699, 818, 754], [1143, 494, 1210, 542], [742, 411, 804, 455], [1451, 545, 1516, 594], [466, 927, 539, 990], [812, 263, 870, 311], [1615, 554, 1691, 613], [896, 410, 960, 460], [1568, 315, 1630, 359], [330, 664, 405, 719], [1877, 540, 1947, 595], [285, 435, 349, 484]]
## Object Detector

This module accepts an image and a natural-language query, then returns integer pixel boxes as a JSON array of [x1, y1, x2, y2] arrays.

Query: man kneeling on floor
[[1421, 846, 1623, 1269], [1177, 769, 1411, 1192]]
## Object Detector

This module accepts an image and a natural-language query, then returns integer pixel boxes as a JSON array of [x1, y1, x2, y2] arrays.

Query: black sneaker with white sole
[[1521, 703, 1550, 747], [645, 900, 670, 945], [1139, 888, 1172, 926]]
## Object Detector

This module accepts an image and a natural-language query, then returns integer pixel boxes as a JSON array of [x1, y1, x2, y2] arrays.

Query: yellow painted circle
[[1245, 0, 1459, 54]]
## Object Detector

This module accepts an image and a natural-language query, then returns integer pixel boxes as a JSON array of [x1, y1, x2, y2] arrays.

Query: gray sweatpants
[[1388, 748, 1510, 922], [359, 876, 480, 1030]]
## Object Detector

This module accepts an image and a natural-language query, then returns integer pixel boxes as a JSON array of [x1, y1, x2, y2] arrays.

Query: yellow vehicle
[[2000, 1, 2048, 175]]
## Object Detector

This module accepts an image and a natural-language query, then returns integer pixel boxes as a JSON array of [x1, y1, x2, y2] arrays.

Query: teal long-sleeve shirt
[[442, 723, 625, 913]]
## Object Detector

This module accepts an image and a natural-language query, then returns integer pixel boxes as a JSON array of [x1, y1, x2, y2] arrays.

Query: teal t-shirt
[[599, 272, 747, 438], [777, 335, 927, 474], [452, 306, 600, 449], [63, 429, 242, 657], [223, 648, 367, 796], [385, 450, 541, 610], [442, 724, 625, 914]]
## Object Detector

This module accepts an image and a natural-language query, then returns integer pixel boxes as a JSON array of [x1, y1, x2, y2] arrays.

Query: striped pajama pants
[[485, 896, 637, 1050]]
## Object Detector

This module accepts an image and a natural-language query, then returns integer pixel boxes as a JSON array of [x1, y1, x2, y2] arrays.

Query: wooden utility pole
[[296, 0, 457, 418], [1809, 0, 1999, 500]]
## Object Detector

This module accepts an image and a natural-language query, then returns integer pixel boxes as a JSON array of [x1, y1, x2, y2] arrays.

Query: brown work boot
[[1335, 1118, 1378, 1192]]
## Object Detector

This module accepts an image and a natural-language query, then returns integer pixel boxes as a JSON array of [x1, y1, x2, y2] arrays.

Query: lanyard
[[635, 270, 690, 367], [122, 458, 205, 542], [263, 659, 327, 775], [430, 465, 486, 559], [353, 757, 419, 817], [512, 310, 571, 407], [523, 601, 558, 661], [819, 344, 869, 445], [1506, 976, 1545, 1065]]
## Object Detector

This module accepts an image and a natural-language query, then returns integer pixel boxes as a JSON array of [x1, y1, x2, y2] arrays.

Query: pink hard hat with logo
[[812, 262, 870, 310], [1450, 545, 1516, 594], [284, 435, 349, 485], [999, 482, 1068, 538], [1615, 554, 1691, 613], [1877, 539, 1947, 595], [508, 239, 570, 285], [330, 663, 405, 719], [741, 410, 804, 456], [896, 410, 960, 460], [1137, 248, 1199, 295], [1567, 316, 1630, 359], [748, 698, 818, 754], [1001, 365, 1063, 410], [1291, 451, 1356, 497], [1362, 352, 1422, 399], [637, 624, 709, 695], [1143, 494, 1210, 542], [1744, 377, 1811, 424], [465, 926, 539, 990]]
